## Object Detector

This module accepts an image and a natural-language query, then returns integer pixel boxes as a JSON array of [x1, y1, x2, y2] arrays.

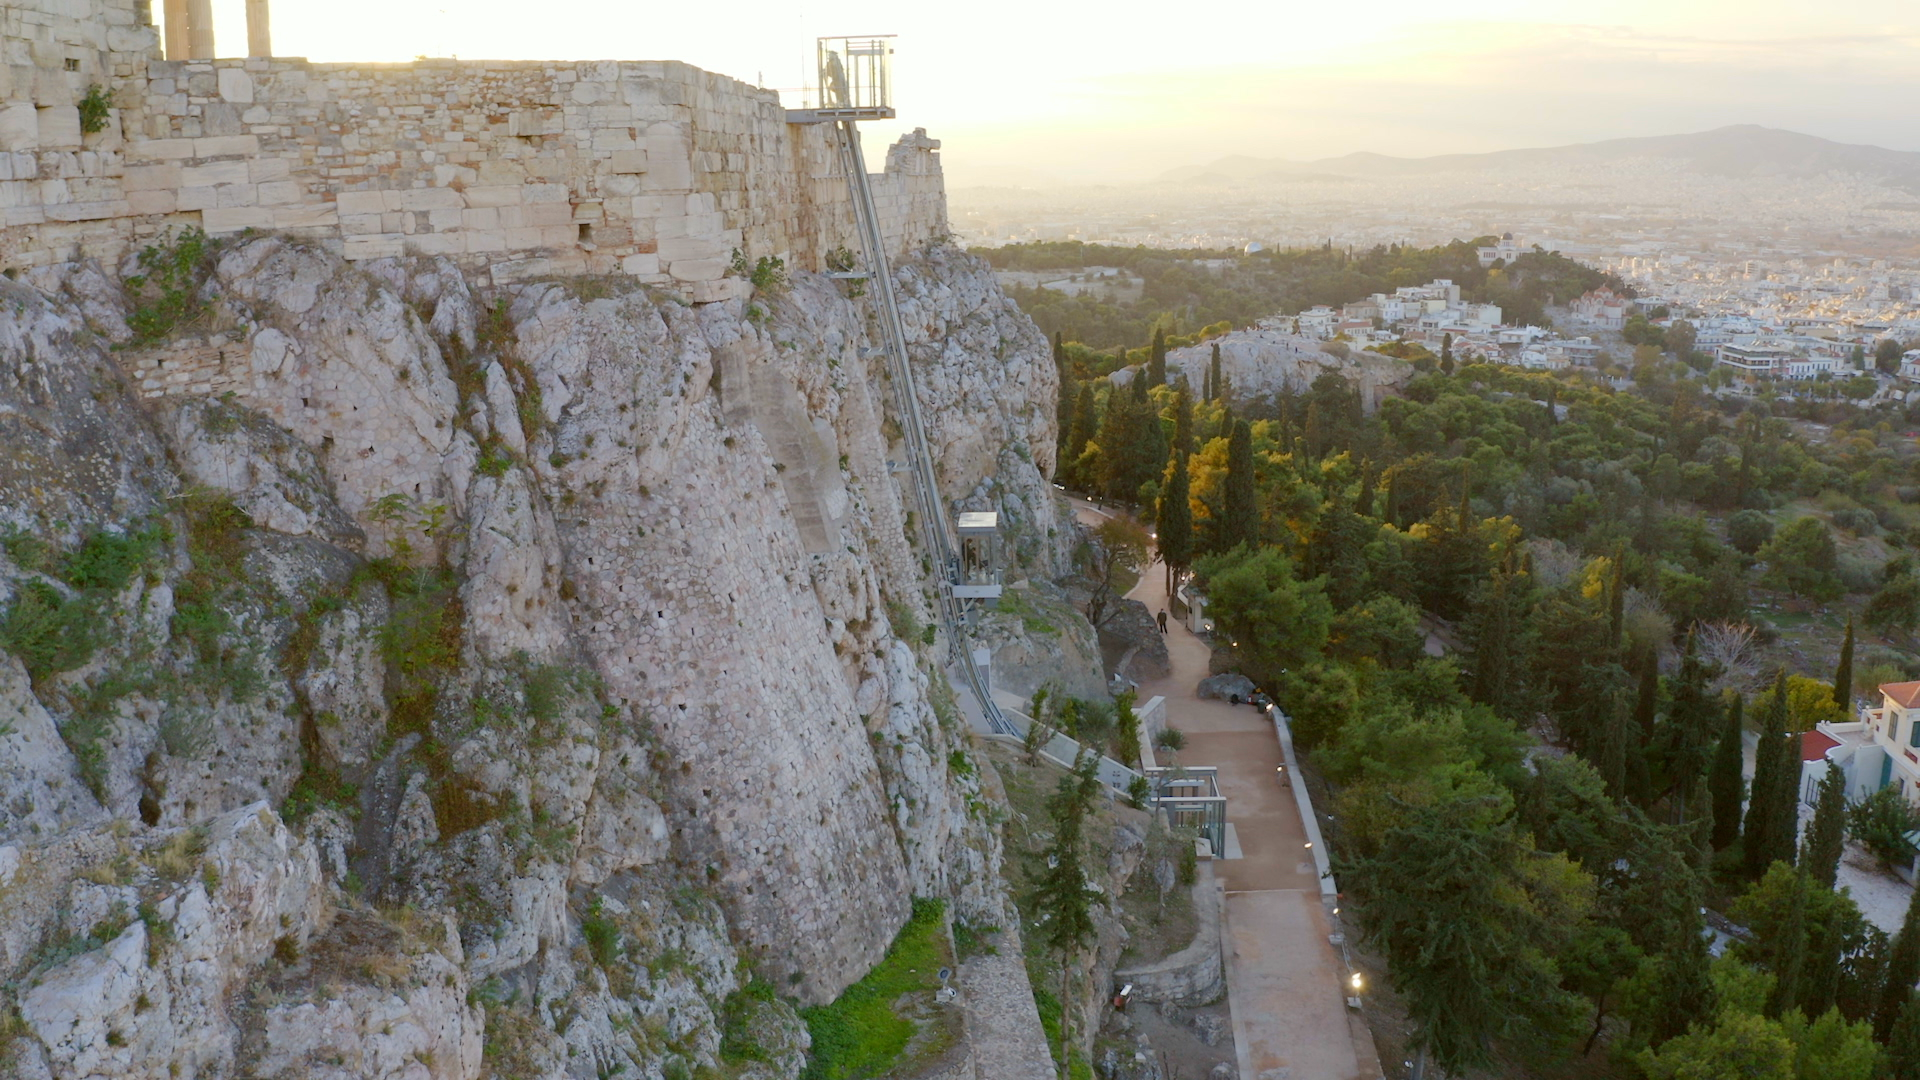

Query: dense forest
[[1045, 301, 1920, 1076], [975, 239, 1626, 348]]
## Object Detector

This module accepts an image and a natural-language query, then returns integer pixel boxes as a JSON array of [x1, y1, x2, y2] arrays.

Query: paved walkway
[[1090, 504, 1379, 1080]]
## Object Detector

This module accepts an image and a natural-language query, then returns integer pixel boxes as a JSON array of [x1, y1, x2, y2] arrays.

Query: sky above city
[[199, 0, 1920, 188]]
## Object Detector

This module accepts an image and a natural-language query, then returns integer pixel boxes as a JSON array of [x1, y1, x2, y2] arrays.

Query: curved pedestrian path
[[1080, 502, 1382, 1080]]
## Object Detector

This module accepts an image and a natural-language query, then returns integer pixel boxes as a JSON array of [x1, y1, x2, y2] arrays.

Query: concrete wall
[[2, 1, 949, 291]]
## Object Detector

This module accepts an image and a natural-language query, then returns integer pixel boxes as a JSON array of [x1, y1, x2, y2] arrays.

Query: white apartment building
[[1570, 287, 1631, 331]]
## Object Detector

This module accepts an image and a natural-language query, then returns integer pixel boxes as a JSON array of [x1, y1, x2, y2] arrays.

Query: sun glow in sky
[[190, 0, 1920, 186]]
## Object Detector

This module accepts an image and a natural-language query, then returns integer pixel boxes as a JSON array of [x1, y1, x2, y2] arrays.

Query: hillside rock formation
[[0, 235, 1060, 1079]]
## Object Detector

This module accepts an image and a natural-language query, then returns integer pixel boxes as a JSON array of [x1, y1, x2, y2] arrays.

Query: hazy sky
[[196, 0, 1920, 187]]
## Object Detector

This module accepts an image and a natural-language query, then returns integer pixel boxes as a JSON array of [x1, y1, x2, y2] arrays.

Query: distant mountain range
[[1157, 126, 1920, 191]]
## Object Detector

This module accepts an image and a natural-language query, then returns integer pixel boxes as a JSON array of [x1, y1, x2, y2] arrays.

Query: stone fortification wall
[[2, 0, 949, 291]]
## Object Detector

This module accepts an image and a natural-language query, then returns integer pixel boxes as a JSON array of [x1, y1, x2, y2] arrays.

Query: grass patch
[[800, 897, 952, 1080], [720, 978, 782, 1065], [993, 588, 1061, 636]]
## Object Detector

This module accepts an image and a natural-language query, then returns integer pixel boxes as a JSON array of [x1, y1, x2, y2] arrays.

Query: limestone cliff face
[[0, 237, 1056, 1078]]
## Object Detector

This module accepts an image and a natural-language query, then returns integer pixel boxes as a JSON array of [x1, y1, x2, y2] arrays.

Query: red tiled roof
[[1883, 681, 1920, 709], [1801, 730, 1840, 763]]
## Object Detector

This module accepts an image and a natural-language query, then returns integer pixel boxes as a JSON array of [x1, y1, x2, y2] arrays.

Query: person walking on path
[[1157, 609, 1169, 633]]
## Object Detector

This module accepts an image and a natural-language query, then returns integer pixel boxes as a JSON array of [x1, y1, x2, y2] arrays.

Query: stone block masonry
[[1, 0, 950, 286]]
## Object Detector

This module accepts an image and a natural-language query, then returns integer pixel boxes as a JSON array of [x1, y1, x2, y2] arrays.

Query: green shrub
[[751, 255, 788, 293], [282, 761, 359, 824], [0, 582, 99, 682], [475, 441, 513, 477], [78, 84, 112, 133], [580, 899, 620, 968], [126, 228, 216, 345], [61, 525, 166, 592], [1849, 785, 1920, 869]]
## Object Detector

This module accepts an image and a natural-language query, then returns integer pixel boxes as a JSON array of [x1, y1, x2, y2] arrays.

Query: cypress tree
[[1157, 453, 1193, 595], [1440, 332, 1455, 375], [1766, 871, 1808, 1018], [1217, 402, 1234, 443], [1355, 458, 1376, 518], [1600, 691, 1630, 801], [1606, 553, 1626, 652], [1465, 546, 1537, 722], [1208, 342, 1223, 403], [1879, 890, 1920, 1042], [1148, 327, 1167, 387], [1171, 387, 1194, 459], [1802, 766, 1848, 889], [1891, 993, 1920, 1080], [1544, 384, 1558, 428], [1647, 928, 1717, 1044], [1062, 383, 1097, 489], [1628, 645, 1659, 805], [1709, 693, 1746, 851], [1835, 616, 1856, 709], [1056, 375, 1076, 462], [1744, 670, 1798, 878], [1130, 366, 1149, 404], [1219, 419, 1259, 553], [1384, 467, 1401, 528], [1052, 330, 1066, 375], [1659, 632, 1716, 821]]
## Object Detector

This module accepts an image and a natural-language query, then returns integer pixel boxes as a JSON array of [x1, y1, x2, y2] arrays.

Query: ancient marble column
[[245, 0, 271, 57], [162, 0, 190, 60], [186, 0, 214, 59]]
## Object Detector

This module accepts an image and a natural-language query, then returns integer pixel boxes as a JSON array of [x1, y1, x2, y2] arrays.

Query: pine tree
[[1208, 342, 1223, 403], [1709, 693, 1746, 851], [1835, 616, 1856, 709], [1148, 327, 1167, 387], [1744, 670, 1798, 878], [1802, 766, 1848, 889], [1891, 994, 1920, 1080], [1218, 419, 1259, 553], [1157, 453, 1193, 596], [1879, 890, 1920, 1042]]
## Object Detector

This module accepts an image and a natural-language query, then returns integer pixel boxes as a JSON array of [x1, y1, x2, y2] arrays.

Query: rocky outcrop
[[0, 237, 1063, 1077]]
